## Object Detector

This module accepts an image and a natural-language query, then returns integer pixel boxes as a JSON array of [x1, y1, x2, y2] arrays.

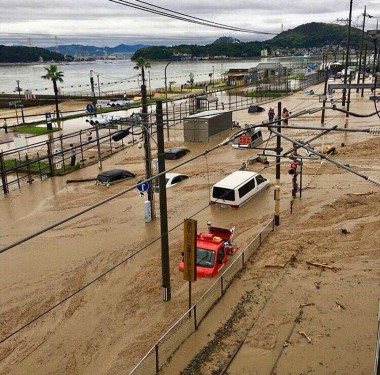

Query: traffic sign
[[137, 179, 149, 193], [86, 104, 95, 114]]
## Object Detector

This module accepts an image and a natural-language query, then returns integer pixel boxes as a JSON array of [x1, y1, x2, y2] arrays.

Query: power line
[[1, 100, 379, 344], [108, 0, 277, 36]]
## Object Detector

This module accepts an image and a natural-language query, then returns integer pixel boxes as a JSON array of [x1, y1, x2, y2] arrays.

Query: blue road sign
[[137, 180, 149, 193], [86, 104, 95, 114]]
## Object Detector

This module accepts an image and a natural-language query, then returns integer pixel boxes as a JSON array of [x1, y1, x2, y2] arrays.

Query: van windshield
[[196, 248, 215, 268], [212, 187, 235, 201]]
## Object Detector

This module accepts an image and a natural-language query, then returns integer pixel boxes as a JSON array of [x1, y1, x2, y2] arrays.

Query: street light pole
[[90, 70, 102, 170], [342, 0, 353, 107], [164, 60, 172, 139], [148, 70, 152, 99], [16, 80, 25, 123]]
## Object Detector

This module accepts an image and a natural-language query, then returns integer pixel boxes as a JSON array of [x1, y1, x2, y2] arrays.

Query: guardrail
[[129, 219, 274, 374]]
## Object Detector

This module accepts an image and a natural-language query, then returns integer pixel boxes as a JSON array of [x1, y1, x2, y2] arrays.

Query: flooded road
[[2, 79, 378, 374]]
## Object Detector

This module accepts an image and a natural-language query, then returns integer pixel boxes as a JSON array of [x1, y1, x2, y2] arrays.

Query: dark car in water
[[96, 169, 135, 186], [164, 147, 190, 160], [248, 105, 265, 113]]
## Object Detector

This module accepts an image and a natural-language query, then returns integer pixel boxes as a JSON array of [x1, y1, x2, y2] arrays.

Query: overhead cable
[[108, 0, 277, 35]]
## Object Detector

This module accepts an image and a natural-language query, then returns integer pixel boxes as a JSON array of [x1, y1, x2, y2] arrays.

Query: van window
[[213, 187, 235, 201], [238, 179, 256, 198], [256, 174, 266, 185]]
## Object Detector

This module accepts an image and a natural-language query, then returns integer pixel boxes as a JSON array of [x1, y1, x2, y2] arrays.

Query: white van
[[210, 171, 270, 208]]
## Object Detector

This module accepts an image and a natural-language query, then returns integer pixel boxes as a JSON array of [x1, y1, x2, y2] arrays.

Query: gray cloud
[[0, 0, 379, 47]]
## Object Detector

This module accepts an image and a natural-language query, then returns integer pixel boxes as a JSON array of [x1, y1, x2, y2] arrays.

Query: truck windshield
[[196, 248, 215, 268]]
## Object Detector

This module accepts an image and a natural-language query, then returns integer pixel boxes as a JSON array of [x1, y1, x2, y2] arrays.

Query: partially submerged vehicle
[[109, 99, 134, 107], [86, 115, 121, 127], [165, 173, 189, 188], [96, 169, 135, 186], [210, 171, 270, 208], [248, 105, 265, 113], [179, 223, 236, 278], [164, 147, 190, 160], [232, 127, 263, 149]]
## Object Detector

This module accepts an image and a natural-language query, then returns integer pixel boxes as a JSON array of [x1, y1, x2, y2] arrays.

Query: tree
[[41, 64, 64, 120], [134, 57, 151, 88]]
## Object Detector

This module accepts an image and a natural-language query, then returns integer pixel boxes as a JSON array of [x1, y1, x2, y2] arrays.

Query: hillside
[[132, 22, 372, 60], [46, 44, 149, 57], [0, 46, 65, 63], [268, 22, 367, 48]]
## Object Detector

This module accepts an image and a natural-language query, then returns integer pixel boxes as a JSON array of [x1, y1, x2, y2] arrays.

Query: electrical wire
[[1, 86, 379, 343], [108, 0, 277, 36]]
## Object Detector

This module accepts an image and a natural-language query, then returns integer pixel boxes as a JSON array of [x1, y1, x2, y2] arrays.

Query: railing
[[129, 219, 274, 374], [0, 123, 141, 194]]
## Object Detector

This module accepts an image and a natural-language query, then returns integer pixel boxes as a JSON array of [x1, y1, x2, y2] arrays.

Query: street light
[[164, 60, 172, 139]]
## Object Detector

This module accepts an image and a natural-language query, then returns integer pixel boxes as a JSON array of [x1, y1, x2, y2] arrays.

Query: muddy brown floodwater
[[0, 83, 379, 375]]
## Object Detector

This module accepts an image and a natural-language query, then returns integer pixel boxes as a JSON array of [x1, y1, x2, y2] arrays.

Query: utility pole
[[16, 80, 25, 123], [356, 6, 368, 93], [90, 70, 102, 170], [274, 101, 282, 226], [156, 100, 171, 301], [164, 61, 172, 139], [321, 69, 329, 125], [97, 74, 101, 96], [342, 0, 353, 107], [141, 70, 155, 220]]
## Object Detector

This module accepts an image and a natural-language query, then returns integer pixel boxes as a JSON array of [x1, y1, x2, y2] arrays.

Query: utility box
[[183, 110, 232, 142]]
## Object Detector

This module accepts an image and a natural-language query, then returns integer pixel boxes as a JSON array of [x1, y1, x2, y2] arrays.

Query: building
[[183, 110, 232, 142]]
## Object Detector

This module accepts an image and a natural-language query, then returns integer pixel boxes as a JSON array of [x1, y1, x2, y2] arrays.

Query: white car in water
[[86, 115, 121, 127], [109, 99, 134, 107], [165, 173, 189, 188]]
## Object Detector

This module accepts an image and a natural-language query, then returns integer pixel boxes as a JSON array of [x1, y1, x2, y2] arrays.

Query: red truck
[[179, 223, 236, 278]]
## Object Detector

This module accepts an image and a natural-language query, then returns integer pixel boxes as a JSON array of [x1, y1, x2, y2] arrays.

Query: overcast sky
[[0, 0, 380, 47]]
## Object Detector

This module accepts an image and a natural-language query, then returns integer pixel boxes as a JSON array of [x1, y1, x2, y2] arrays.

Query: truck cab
[[179, 224, 235, 278]]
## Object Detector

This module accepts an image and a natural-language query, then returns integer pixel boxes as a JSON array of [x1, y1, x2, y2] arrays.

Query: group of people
[[267, 107, 290, 124]]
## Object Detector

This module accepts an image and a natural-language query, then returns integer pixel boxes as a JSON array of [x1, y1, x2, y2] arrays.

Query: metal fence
[[129, 219, 275, 375]]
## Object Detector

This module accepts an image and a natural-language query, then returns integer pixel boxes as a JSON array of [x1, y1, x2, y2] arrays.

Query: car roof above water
[[97, 169, 127, 177], [214, 171, 263, 189]]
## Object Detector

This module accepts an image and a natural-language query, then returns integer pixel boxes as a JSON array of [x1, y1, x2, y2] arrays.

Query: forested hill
[[0, 45, 65, 63], [267, 22, 367, 48], [132, 22, 372, 60]]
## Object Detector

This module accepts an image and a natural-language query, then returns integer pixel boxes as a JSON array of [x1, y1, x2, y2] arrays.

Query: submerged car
[[164, 147, 190, 160], [96, 169, 135, 186], [248, 105, 265, 113], [165, 173, 189, 188]]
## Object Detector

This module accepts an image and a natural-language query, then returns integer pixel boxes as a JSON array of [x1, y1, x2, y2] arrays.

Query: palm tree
[[41, 64, 64, 120], [133, 57, 151, 88]]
